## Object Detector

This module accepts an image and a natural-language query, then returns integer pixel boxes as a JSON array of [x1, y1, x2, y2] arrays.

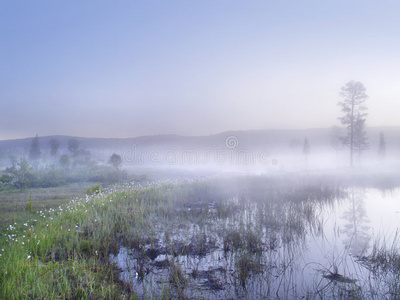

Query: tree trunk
[[350, 99, 354, 168]]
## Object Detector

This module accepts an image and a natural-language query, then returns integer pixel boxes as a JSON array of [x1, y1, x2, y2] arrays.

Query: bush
[[86, 184, 102, 195], [5, 158, 38, 188]]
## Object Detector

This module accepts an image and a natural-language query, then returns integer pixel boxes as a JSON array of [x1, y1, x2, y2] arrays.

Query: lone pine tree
[[337, 80, 368, 167]]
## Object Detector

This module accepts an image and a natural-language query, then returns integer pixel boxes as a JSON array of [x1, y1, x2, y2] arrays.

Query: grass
[[0, 180, 194, 299], [2, 173, 400, 299], [0, 184, 89, 231], [0, 188, 137, 299]]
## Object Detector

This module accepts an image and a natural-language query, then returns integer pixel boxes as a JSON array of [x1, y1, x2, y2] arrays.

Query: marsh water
[[110, 177, 400, 299]]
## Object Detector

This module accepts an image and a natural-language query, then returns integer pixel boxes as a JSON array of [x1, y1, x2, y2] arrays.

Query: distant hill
[[1, 127, 399, 167], [1, 126, 400, 150]]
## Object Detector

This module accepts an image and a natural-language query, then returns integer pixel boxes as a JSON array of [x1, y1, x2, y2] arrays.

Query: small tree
[[337, 80, 368, 167], [303, 137, 310, 165], [59, 154, 70, 169], [49, 138, 60, 156], [378, 131, 386, 159], [68, 138, 79, 157], [108, 153, 122, 169], [29, 134, 42, 161]]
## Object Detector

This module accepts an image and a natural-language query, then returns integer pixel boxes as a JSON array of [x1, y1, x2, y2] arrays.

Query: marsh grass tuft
[[85, 184, 102, 195], [25, 195, 32, 211], [169, 259, 189, 299], [235, 251, 262, 288]]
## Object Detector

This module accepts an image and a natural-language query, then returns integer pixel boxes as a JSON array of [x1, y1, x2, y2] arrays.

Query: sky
[[1, 0, 400, 140]]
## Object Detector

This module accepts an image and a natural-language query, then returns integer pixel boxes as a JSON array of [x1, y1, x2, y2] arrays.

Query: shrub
[[86, 184, 102, 195]]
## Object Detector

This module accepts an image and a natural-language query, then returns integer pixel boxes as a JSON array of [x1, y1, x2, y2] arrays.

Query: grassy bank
[[0, 179, 193, 299], [0, 184, 89, 231], [0, 184, 139, 299]]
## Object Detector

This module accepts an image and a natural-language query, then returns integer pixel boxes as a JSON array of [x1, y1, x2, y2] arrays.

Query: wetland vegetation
[[2, 173, 400, 299]]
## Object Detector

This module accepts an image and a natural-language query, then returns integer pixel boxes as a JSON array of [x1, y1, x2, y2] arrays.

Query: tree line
[[1, 137, 125, 189]]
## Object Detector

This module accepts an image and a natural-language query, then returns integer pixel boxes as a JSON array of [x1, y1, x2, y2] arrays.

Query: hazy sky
[[1, 1, 400, 140]]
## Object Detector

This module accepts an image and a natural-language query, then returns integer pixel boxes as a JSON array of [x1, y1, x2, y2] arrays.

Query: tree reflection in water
[[341, 188, 371, 256]]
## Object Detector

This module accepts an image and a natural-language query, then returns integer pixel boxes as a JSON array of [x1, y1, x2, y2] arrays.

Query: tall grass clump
[[357, 232, 400, 298]]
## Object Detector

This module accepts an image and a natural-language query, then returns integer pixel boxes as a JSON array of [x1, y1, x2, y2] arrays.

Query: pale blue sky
[[1, 1, 400, 139]]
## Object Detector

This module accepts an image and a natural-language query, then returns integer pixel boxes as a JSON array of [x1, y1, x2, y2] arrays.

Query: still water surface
[[110, 186, 400, 299]]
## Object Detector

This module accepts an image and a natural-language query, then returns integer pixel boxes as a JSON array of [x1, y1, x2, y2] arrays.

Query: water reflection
[[341, 188, 371, 255], [109, 178, 400, 299]]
